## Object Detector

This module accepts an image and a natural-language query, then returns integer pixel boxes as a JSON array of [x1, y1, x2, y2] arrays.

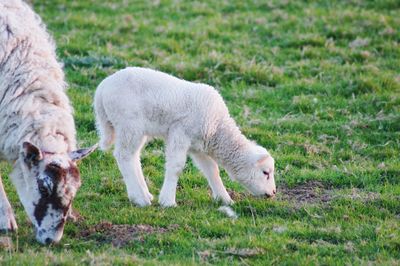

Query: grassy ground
[[1, 0, 400, 264]]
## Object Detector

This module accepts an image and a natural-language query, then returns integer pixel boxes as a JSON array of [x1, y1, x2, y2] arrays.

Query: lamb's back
[[98, 67, 230, 139]]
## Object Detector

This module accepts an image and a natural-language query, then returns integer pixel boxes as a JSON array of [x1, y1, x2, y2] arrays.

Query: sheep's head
[[14, 142, 97, 244], [232, 144, 276, 198]]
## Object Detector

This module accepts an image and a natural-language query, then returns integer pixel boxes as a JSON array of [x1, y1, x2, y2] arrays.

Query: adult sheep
[[0, 0, 96, 244], [95, 67, 276, 208]]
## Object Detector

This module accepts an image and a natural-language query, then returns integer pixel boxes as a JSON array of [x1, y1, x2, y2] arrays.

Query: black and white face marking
[[18, 142, 96, 244], [32, 162, 80, 244]]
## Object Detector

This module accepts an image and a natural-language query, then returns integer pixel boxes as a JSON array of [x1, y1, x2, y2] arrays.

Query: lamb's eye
[[263, 171, 270, 179]]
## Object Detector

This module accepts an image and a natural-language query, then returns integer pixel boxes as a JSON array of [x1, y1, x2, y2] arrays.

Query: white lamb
[[0, 0, 96, 244], [94, 67, 276, 207]]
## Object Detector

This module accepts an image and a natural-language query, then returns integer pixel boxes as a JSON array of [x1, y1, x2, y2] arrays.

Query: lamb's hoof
[[214, 195, 234, 206], [130, 195, 152, 207], [158, 195, 177, 208], [159, 200, 177, 208], [222, 198, 234, 206], [0, 209, 18, 232]]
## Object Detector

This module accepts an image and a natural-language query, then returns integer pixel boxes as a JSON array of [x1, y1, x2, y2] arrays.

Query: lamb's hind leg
[[114, 132, 153, 207], [190, 152, 233, 205], [133, 136, 153, 201], [159, 132, 190, 207], [0, 175, 18, 231]]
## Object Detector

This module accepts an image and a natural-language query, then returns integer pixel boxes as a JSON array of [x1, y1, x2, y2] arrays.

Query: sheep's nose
[[45, 238, 53, 244], [272, 189, 276, 195]]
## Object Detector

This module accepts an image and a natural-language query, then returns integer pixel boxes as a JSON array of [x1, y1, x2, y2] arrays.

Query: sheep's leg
[[190, 152, 234, 205], [0, 175, 18, 231], [159, 132, 190, 207], [114, 133, 153, 207]]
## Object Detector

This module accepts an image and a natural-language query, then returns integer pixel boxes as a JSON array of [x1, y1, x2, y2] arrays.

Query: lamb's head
[[16, 142, 97, 244], [232, 144, 276, 198]]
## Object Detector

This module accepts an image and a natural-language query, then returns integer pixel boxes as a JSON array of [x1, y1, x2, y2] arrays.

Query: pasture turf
[[1, 0, 399, 265]]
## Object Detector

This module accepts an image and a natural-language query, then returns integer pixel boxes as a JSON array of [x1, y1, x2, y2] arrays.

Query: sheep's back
[[0, 0, 75, 160]]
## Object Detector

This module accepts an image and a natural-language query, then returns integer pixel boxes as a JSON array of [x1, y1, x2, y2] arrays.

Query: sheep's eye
[[39, 186, 49, 197], [263, 170, 270, 179]]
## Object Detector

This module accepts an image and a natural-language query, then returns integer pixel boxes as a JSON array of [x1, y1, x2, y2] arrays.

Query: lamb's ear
[[69, 143, 98, 162], [252, 153, 270, 167], [22, 142, 43, 165]]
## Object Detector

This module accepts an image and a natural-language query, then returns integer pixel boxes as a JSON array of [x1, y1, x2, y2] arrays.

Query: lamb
[[94, 67, 276, 207], [0, 0, 96, 244]]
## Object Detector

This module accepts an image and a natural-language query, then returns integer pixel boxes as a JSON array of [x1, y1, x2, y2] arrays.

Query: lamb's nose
[[45, 237, 52, 244], [265, 189, 276, 198]]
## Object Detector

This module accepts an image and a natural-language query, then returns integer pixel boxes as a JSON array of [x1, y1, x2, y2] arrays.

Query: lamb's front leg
[[190, 152, 233, 205], [0, 175, 18, 231], [114, 135, 153, 207], [159, 134, 190, 207]]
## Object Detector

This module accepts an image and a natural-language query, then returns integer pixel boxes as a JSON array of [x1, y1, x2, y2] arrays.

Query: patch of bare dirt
[[224, 181, 384, 208], [225, 181, 333, 205], [78, 221, 178, 247], [277, 181, 386, 207], [278, 181, 332, 205]]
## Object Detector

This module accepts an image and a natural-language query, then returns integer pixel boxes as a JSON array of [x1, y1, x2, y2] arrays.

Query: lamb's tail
[[94, 89, 115, 151]]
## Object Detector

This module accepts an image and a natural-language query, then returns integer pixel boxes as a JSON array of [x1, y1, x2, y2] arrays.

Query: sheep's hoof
[[0, 209, 18, 232]]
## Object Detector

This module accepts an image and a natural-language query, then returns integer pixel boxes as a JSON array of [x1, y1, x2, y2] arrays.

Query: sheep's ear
[[69, 143, 98, 162], [22, 142, 43, 165]]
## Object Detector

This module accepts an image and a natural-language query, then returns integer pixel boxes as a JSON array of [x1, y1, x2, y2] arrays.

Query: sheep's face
[[234, 145, 276, 198], [16, 142, 96, 244]]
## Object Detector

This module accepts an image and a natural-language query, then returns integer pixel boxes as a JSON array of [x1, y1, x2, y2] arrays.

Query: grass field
[[1, 0, 400, 264]]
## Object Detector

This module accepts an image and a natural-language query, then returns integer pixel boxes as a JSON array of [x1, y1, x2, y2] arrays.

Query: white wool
[[0, 0, 77, 158], [95, 67, 276, 207], [0, 0, 93, 244]]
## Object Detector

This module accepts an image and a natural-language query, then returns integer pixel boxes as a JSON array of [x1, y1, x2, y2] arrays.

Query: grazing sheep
[[95, 67, 276, 207], [0, 0, 96, 244]]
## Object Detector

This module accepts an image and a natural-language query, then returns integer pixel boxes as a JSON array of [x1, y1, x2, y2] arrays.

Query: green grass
[[1, 0, 400, 264]]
